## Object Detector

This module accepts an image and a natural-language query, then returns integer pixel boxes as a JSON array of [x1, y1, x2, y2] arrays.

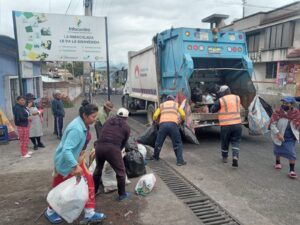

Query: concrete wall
[[43, 83, 82, 101]]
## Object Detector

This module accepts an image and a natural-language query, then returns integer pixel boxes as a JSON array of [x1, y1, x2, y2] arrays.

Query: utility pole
[[242, 0, 247, 18], [105, 17, 110, 101], [84, 0, 93, 103]]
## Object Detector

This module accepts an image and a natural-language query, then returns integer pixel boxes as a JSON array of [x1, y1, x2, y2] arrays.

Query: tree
[[66, 62, 84, 77]]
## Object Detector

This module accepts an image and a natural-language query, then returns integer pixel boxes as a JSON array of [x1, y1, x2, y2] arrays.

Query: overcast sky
[[0, 0, 296, 65]]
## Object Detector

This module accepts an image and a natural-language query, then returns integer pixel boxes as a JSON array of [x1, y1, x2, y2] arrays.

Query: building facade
[[0, 35, 42, 120], [222, 1, 300, 107]]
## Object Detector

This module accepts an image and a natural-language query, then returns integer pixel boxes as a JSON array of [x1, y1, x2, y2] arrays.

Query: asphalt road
[[97, 94, 300, 225]]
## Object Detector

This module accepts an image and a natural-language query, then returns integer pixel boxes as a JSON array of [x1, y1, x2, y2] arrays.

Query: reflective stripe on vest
[[218, 94, 241, 126], [159, 100, 179, 124]]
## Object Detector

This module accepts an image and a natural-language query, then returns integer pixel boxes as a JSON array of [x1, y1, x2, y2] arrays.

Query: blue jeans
[[154, 122, 184, 163]]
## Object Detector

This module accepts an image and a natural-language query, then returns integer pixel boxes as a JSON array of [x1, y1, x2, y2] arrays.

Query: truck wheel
[[147, 104, 155, 125]]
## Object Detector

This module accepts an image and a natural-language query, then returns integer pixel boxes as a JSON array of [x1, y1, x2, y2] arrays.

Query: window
[[10, 78, 19, 108], [266, 62, 277, 79], [247, 33, 260, 52], [264, 22, 294, 50]]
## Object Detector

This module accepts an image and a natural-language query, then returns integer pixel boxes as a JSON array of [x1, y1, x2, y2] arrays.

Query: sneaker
[[33, 145, 38, 150], [222, 157, 228, 163], [288, 171, 297, 179], [232, 158, 238, 168], [117, 192, 131, 201], [38, 143, 45, 148], [274, 164, 282, 170], [28, 151, 33, 155], [44, 210, 62, 224], [176, 161, 187, 166], [21, 154, 31, 158], [80, 212, 106, 224]]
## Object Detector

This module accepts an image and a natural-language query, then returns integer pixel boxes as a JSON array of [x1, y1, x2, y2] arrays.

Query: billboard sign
[[13, 11, 106, 62]]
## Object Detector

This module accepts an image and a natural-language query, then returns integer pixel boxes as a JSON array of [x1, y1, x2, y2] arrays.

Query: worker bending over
[[151, 95, 187, 166]]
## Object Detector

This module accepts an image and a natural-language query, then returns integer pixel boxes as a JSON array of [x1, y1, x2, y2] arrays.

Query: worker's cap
[[104, 101, 114, 111], [53, 90, 61, 95], [281, 96, 296, 104], [218, 85, 230, 93], [25, 93, 36, 100], [167, 95, 175, 100], [117, 107, 129, 118]]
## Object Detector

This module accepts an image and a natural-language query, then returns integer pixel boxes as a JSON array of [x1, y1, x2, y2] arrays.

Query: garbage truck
[[122, 26, 256, 128]]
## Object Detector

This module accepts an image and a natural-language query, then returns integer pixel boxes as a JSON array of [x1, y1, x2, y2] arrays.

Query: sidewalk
[[0, 96, 200, 225]]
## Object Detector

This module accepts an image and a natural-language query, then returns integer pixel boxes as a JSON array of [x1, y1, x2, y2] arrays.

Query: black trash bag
[[258, 97, 273, 118], [137, 124, 158, 148], [123, 150, 146, 178], [180, 124, 200, 145], [125, 135, 138, 152]]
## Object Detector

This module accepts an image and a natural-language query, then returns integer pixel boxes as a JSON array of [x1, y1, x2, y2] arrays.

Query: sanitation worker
[[211, 85, 242, 167], [151, 95, 187, 166], [93, 108, 131, 201]]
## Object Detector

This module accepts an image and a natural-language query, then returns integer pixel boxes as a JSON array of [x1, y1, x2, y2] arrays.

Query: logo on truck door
[[134, 65, 148, 78], [134, 65, 140, 78]]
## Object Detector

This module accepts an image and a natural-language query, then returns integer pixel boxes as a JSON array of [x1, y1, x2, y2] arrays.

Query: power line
[[217, 0, 300, 14], [65, 0, 73, 14]]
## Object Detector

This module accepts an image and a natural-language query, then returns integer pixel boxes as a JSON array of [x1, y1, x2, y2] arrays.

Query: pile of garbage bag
[[179, 124, 200, 145], [137, 123, 158, 148], [124, 149, 146, 178], [135, 173, 156, 196]]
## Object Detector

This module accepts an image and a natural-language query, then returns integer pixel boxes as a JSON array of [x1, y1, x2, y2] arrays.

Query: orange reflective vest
[[218, 94, 242, 126], [159, 100, 179, 124]]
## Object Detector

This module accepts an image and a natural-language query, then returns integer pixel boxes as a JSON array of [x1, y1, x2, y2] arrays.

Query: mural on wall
[[276, 62, 300, 87]]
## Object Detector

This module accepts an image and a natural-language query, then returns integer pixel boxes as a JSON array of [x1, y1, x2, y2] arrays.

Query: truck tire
[[147, 104, 155, 125]]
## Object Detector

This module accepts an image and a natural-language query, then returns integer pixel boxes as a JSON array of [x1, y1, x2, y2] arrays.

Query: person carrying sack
[[44, 100, 106, 224]]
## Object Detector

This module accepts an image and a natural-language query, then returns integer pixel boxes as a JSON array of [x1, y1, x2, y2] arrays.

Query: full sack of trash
[[102, 161, 131, 193], [47, 176, 88, 223], [137, 144, 147, 160], [124, 150, 146, 178], [125, 135, 138, 152], [248, 95, 270, 135], [135, 173, 156, 196], [180, 124, 200, 145], [137, 124, 158, 148]]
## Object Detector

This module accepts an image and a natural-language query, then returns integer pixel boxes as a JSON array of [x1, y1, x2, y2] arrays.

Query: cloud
[[0, 0, 296, 64]]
